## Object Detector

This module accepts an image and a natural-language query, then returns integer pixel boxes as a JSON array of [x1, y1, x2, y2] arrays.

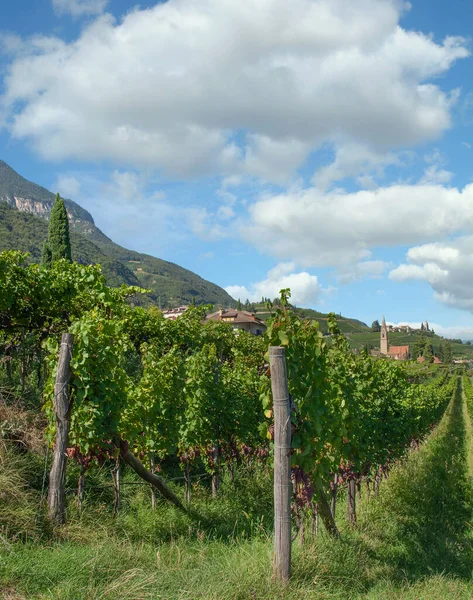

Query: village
[[162, 306, 472, 365]]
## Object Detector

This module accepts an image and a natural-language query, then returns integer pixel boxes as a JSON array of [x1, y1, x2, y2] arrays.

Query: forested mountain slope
[[0, 160, 236, 307]]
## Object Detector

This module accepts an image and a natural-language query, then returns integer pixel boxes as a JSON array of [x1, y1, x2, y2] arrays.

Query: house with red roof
[[417, 355, 442, 364], [205, 309, 266, 336], [388, 345, 410, 360]]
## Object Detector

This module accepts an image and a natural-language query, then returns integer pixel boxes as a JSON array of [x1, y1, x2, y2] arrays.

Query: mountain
[[0, 160, 236, 308]]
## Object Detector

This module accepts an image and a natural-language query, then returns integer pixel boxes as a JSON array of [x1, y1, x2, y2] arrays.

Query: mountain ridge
[[0, 160, 236, 308]]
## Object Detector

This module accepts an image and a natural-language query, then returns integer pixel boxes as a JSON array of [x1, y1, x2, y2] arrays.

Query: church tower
[[380, 315, 389, 355]]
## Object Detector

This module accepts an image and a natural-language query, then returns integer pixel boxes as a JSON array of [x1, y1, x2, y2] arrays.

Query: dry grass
[[0, 389, 47, 455], [0, 442, 42, 542], [0, 587, 27, 600]]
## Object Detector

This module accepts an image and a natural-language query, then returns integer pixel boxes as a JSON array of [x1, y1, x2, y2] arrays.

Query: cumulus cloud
[[53, 169, 174, 253], [419, 165, 454, 185], [1, 0, 468, 180], [225, 262, 328, 306], [337, 260, 390, 284], [52, 0, 108, 17], [243, 183, 473, 267], [184, 207, 229, 241], [313, 142, 401, 191], [54, 174, 81, 198], [419, 148, 453, 184], [389, 237, 473, 312]]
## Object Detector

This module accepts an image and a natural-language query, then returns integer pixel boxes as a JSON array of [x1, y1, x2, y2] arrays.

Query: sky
[[2, 0, 473, 338]]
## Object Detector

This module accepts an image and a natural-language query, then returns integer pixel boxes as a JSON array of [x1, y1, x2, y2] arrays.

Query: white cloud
[[216, 205, 235, 220], [1, 0, 468, 180], [222, 175, 243, 188], [419, 148, 453, 184], [431, 324, 473, 341], [337, 260, 390, 284], [184, 207, 229, 241], [104, 170, 148, 202], [0, 34, 23, 55], [419, 165, 453, 185], [225, 262, 328, 306], [54, 174, 81, 198], [243, 135, 311, 185], [313, 142, 401, 191], [389, 237, 473, 312], [53, 170, 174, 253], [52, 0, 108, 17], [243, 183, 473, 267]]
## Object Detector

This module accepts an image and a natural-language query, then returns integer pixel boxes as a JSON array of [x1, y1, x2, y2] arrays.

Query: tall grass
[[2, 381, 473, 599]]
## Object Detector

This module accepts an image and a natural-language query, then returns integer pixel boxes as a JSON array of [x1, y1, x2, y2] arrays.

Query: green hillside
[[294, 307, 370, 334], [0, 161, 236, 308], [347, 329, 473, 359], [251, 304, 370, 334]]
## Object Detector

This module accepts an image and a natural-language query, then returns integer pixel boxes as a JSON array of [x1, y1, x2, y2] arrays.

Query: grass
[[2, 380, 473, 599]]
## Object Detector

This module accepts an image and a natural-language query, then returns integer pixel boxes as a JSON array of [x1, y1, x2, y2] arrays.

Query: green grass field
[[2, 379, 473, 599]]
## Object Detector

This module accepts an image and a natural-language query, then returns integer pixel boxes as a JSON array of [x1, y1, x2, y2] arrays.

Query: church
[[380, 316, 410, 360]]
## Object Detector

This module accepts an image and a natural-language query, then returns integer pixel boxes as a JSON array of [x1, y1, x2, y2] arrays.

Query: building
[[205, 309, 266, 336], [380, 315, 389, 355], [387, 324, 411, 333], [389, 345, 410, 360], [417, 355, 442, 364], [162, 306, 189, 320], [380, 316, 410, 360]]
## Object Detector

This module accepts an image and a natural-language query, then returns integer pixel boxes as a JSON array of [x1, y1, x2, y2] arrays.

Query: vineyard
[[1, 252, 472, 599]]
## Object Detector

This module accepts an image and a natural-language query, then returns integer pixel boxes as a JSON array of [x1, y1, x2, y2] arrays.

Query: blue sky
[[2, 0, 473, 337]]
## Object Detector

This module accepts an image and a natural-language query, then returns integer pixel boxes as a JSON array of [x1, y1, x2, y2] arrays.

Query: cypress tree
[[41, 240, 52, 268], [423, 342, 434, 363], [444, 341, 453, 364], [49, 193, 72, 263]]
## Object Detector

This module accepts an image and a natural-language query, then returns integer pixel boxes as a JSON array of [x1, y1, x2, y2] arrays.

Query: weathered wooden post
[[48, 333, 74, 525], [211, 441, 219, 497], [270, 346, 292, 581], [112, 457, 121, 515], [184, 458, 191, 505], [348, 477, 356, 525], [150, 455, 157, 511], [331, 473, 338, 519]]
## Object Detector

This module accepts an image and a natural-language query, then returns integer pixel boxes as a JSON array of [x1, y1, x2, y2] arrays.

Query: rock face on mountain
[[0, 160, 236, 308], [0, 160, 95, 225]]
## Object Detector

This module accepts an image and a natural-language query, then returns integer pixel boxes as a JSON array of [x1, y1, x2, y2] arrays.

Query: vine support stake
[[48, 333, 74, 525], [270, 346, 292, 581], [348, 478, 357, 525]]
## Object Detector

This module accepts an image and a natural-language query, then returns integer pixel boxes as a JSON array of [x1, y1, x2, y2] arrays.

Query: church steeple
[[380, 315, 389, 355]]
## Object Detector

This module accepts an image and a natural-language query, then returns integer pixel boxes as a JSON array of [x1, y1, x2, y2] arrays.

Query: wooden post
[[185, 459, 191, 505], [77, 466, 86, 514], [48, 333, 74, 525], [348, 478, 356, 525], [211, 442, 219, 497], [112, 457, 121, 515], [270, 346, 292, 581], [331, 473, 338, 519], [150, 456, 157, 511]]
